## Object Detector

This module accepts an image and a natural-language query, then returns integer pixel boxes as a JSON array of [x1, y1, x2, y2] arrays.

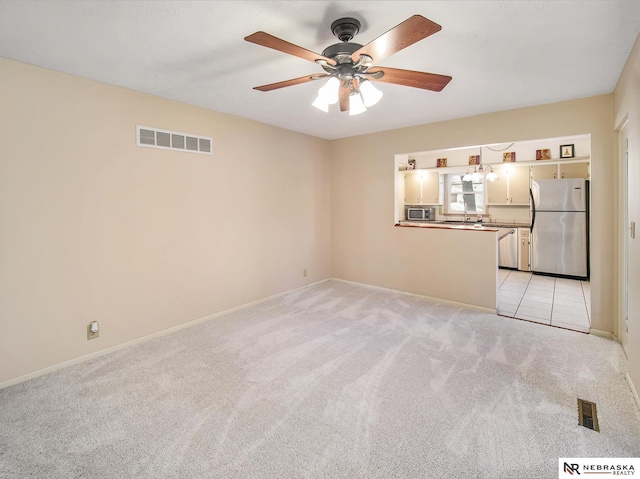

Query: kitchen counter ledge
[[396, 222, 499, 232], [396, 222, 522, 241]]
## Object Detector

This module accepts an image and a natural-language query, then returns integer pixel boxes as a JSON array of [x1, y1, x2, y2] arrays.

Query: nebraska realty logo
[[559, 458, 639, 476]]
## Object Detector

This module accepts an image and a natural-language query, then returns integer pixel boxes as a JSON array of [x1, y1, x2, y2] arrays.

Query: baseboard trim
[[627, 373, 640, 412], [0, 278, 330, 390], [330, 278, 497, 314], [589, 328, 616, 340]]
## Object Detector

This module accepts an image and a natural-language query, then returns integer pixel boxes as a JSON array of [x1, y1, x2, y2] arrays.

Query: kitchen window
[[445, 174, 485, 214]]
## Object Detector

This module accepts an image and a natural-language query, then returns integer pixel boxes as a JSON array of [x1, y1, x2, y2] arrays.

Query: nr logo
[[564, 463, 581, 475]]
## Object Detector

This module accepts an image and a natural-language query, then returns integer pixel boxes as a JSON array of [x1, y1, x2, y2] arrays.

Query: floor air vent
[[577, 398, 599, 432], [136, 125, 212, 155]]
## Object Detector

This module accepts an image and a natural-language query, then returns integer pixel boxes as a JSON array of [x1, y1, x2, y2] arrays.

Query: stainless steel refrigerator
[[530, 178, 589, 279]]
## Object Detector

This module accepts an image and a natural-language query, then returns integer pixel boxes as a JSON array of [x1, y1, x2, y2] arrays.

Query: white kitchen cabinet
[[404, 170, 441, 205], [422, 171, 442, 204], [531, 163, 557, 180], [518, 228, 530, 271], [559, 162, 590, 179], [508, 165, 531, 205], [486, 167, 508, 205], [486, 164, 530, 205], [404, 172, 422, 204], [531, 161, 590, 181]]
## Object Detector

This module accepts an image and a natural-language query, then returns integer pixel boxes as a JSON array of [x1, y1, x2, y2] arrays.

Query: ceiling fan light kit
[[245, 14, 452, 115], [359, 80, 383, 107], [348, 91, 367, 116], [312, 78, 381, 115]]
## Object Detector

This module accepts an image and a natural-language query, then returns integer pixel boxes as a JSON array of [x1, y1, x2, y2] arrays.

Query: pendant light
[[463, 147, 499, 182]]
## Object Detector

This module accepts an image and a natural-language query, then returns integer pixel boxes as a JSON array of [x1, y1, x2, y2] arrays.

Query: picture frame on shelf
[[502, 152, 516, 162], [468, 155, 480, 165], [407, 159, 416, 170], [560, 144, 575, 158], [536, 148, 551, 160], [437, 158, 447, 168]]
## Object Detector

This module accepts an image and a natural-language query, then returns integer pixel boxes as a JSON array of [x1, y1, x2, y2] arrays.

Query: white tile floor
[[497, 269, 591, 333]]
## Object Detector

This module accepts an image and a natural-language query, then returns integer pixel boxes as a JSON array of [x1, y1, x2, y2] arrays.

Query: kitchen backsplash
[[434, 205, 531, 224], [485, 205, 531, 223]]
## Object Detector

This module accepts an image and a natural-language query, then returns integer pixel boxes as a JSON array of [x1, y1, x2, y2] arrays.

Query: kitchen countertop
[[396, 221, 526, 239], [396, 221, 497, 232], [398, 220, 529, 227]]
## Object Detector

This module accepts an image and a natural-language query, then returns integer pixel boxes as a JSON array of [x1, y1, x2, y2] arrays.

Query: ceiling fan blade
[[369, 66, 452, 91], [245, 31, 335, 65], [352, 15, 441, 64], [253, 73, 329, 92], [339, 84, 350, 112]]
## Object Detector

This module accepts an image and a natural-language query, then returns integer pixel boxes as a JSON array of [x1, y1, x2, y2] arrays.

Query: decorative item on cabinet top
[[503, 152, 516, 162], [437, 158, 447, 168], [536, 149, 551, 160], [560, 144, 575, 158], [468, 155, 480, 165], [408, 159, 416, 170]]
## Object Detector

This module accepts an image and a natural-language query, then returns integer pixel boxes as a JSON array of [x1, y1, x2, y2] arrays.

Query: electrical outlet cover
[[87, 323, 99, 340]]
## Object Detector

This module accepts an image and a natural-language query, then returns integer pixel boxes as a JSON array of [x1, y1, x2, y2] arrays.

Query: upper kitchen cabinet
[[531, 161, 590, 181], [559, 161, 590, 179], [404, 171, 421, 204], [531, 164, 558, 180], [486, 164, 530, 205], [486, 167, 508, 204], [509, 165, 532, 204], [422, 171, 442, 205], [404, 170, 442, 205]]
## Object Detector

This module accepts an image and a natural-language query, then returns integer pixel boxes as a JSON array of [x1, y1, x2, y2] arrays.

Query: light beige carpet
[[1, 280, 639, 478]]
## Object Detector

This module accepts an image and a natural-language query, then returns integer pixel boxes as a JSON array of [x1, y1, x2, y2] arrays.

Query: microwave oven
[[407, 207, 436, 221]]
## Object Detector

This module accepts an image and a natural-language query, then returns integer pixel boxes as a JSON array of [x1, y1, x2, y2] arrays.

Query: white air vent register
[[136, 125, 212, 155]]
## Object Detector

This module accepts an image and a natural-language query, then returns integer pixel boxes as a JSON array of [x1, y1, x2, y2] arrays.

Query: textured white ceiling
[[1, 0, 639, 140]]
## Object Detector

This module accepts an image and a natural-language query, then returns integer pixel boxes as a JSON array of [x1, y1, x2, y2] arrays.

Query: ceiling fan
[[244, 15, 452, 115]]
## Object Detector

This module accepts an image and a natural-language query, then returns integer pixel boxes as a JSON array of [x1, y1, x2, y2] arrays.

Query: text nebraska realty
[[565, 462, 635, 475]]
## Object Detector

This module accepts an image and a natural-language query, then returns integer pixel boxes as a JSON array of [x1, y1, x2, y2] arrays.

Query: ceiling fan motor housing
[[321, 42, 362, 62], [330, 17, 361, 42]]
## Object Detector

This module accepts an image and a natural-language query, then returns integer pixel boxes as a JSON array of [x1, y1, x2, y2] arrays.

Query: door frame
[[616, 117, 629, 348]]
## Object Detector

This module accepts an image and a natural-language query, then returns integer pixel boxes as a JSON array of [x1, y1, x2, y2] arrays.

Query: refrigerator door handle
[[530, 188, 536, 232]]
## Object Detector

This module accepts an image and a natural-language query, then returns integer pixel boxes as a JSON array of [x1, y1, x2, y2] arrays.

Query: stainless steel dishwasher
[[498, 228, 518, 269]]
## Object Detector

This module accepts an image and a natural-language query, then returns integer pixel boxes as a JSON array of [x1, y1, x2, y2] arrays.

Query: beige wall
[[331, 95, 615, 332], [389, 226, 498, 310], [613, 33, 640, 395], [0, 58, 331, 384]]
